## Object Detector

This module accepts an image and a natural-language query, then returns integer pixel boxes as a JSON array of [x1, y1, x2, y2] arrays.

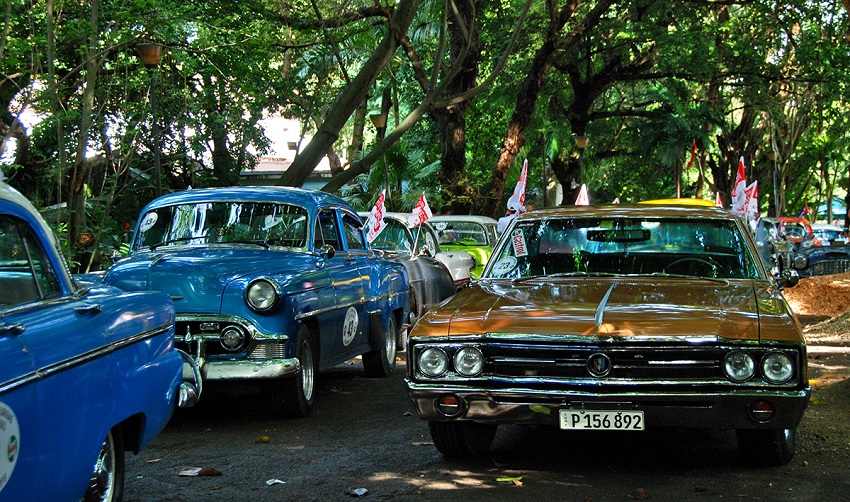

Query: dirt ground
[[782, 272, 850, 471]]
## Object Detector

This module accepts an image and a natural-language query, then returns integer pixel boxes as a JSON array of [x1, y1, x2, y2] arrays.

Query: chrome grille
[[248, 342, 287, 359], [486, 344, 726, 382], [810, 259, 850, 276]]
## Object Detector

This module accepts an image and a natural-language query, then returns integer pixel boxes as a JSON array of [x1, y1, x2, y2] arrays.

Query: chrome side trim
[[0, 322, 173, 396], [413, 333, 726, 345], [294, 298, 367, 320]]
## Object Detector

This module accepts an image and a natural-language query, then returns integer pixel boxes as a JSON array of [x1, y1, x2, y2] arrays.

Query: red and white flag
[[575, 184, 590, 206], [365, 189, 387, 243], [715, 192, 723, 207], [730, 157, 747, 216], [506, 159, 529, 215], [407, 192, 433, 227], [745, 181, 759, 221]]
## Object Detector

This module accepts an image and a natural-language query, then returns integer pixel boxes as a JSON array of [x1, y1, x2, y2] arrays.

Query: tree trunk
[[276, 0, 419, 187]]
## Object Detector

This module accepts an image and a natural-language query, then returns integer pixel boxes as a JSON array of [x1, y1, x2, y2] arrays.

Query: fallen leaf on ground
[[255, 436, 270, 443], [347, 487, 368, 497], [628, 487, 650, 499], [266, 479, 286, 486]]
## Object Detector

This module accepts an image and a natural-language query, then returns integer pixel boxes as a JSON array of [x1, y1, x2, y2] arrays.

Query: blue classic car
[[99, 186, 409, 417], [0, 181, 199, 501]]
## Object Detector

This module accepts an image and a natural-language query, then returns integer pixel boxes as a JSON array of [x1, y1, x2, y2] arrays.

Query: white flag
[[745, 180, 759, 221], [365, 190, 387, 243], [407, 192, 433, 227], [506, 159, 528, 215], [575, 184, 590, 206], [730, 157, 747, 216]]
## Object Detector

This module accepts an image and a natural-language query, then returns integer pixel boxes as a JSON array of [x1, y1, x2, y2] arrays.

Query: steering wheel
[[663, 257, 719, 277]]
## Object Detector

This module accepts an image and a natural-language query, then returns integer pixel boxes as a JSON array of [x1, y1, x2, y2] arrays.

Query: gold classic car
[[405, 204, 809, 466]]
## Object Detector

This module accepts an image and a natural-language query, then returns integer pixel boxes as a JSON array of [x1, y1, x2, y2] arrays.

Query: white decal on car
[[0, 402, 19, 491], [511, 229, 529, 257], [492, 256, 518, 277], [342, 307, 358, 346], [139, 212, 158, 232]]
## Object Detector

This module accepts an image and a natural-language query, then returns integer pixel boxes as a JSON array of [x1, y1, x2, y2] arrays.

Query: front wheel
[[736, 428, 796, 466], [428, 421, 498, 458], [273, 325, 317, 418], [363, 315, 397, 377], [84, 428, 125, 502]]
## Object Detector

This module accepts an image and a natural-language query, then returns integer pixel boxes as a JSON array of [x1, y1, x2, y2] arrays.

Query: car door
[[313, 208, 369, 365]]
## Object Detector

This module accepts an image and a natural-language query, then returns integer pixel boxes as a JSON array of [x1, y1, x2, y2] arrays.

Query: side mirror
[[778, 268, 800, 289], [320, 244, 335, 260]]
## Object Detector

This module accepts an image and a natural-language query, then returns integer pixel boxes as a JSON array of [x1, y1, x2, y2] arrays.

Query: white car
[[811, 223, 847, 245], [361, 212, 475, 288]]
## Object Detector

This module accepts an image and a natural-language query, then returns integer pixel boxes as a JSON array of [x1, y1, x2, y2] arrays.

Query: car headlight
[[246, 278, 280, 311], [724, 351, 755, 382], [761, 352, 794, 384], [453, 347, 484, 376], [792, 255, 808, 269], [418, 347, 449, 377]]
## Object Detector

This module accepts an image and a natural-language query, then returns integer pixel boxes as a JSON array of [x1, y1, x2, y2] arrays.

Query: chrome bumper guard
[[177, 349, 202, 408]]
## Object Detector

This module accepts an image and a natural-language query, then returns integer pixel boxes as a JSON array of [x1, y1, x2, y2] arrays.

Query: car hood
[[413, 277, 802, 343], [104, 246, 316, 313]]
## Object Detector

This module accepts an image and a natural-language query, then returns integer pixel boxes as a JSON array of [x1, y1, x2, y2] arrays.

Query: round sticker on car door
[[0, 402, 19, 491], [342, 307, 358, 346]]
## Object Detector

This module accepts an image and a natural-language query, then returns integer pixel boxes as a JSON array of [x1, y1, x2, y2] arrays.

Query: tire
[[273, 325, 317, 418], [84, 428, 125, 502], [736, 428, 796, 466], [428, 421, 498, 458], [363, 315, 397, 377]]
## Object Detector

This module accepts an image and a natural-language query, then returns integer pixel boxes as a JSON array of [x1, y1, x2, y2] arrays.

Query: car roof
[[142, 186, 351, 211], [515, 204, 736, 220], [429, 215, 498, 224], [811, 223, 843, 230]]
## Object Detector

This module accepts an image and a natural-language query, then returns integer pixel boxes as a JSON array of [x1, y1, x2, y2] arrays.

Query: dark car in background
[[406, 204, 808, 466], [0, 181, 199, 501], [97, 186, 409, 417]]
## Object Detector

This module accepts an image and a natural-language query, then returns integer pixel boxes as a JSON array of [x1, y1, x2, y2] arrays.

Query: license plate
[[559, 410, 644, 431]]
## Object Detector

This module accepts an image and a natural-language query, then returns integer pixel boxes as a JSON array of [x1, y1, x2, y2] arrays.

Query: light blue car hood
[[103, 246, 316, 313]]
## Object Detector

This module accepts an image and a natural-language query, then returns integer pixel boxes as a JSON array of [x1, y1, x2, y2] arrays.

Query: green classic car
[[429, 215, 499, 279]]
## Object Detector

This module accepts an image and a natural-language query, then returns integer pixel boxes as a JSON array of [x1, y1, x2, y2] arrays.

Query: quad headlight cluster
[[416, 345, 485, 378], [723, 349, 796, 384]]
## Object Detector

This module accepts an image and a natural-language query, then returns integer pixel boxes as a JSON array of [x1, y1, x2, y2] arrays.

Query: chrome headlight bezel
[[453, 346, 484, 377], [245, 278, 281, 311], [724, 350, 756, 382], [761, 351, 794, 384], [418, 347, 449, 377]]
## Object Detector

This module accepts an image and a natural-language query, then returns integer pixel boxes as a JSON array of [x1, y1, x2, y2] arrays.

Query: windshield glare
[[134, 201, 308, 250], [485, 217, 760, 280]]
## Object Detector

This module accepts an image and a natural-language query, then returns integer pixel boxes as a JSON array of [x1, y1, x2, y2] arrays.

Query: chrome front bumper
[[183, 357, 300, 381], [405, 381, 811, 430]]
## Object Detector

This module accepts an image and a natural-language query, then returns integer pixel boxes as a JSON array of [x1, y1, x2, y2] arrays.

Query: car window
[[134, 201, 308, 249], [0, 215, 62, 307], [315, 209, 341, 251], [371, 219, 411, 252], [342, 212, 366, 251], [434, 221, 488, 245], [487, 216, 759, 280]]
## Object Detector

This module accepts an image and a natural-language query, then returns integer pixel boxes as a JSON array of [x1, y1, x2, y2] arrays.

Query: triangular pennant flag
[[407, 192, 432, 227], [365, 189, 387, 243], [575, 184, 590, 206]]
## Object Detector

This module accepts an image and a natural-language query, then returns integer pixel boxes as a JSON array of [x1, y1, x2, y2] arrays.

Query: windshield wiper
[[211, 240, 270, 249]]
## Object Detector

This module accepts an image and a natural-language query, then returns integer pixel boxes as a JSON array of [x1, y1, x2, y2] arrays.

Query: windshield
[[133, 201, 309, 251], [432, 221, 491, 246], [485, 216, 761, 280]]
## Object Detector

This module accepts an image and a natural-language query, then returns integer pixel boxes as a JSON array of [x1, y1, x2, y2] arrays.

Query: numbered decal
[[0, 402, 19, 491], [342, 307, 359, 346], [491, 256, 518, 277], [139, 212, 158, 232]]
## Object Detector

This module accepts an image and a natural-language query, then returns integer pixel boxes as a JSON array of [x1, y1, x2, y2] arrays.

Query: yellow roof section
[[639, 198, 716, 207]]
